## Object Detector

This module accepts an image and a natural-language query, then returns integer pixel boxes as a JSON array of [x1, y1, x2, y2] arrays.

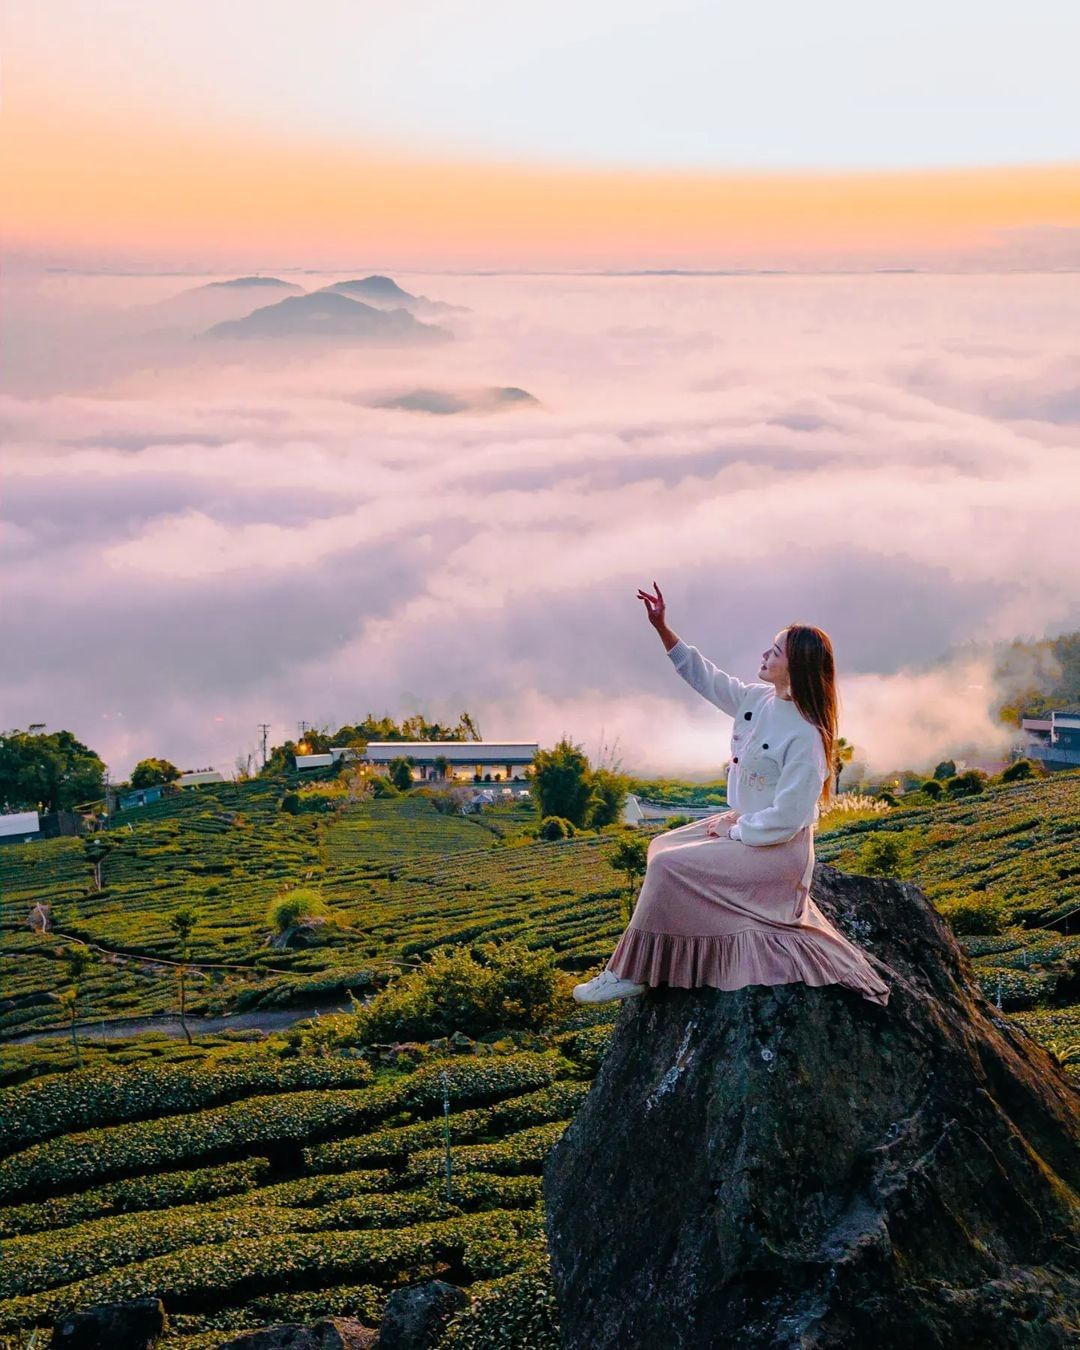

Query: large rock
[[53, 1297, 166, 1348], [543, 864, 1080, 1348], [377, 1280, 470, 1348]]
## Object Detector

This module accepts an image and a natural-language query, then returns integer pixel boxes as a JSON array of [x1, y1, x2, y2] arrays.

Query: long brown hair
[[783, 623, 838, 809]]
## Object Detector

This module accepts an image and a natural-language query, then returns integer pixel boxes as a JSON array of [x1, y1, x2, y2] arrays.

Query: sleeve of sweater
[[731, 730, 828, 847], [666, 637, 752, 719]]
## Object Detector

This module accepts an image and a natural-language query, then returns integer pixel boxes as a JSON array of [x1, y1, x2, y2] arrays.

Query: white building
[[621, 793, 645, 827], [0, 811, 40, 841], [176, 771, 226, 788], [363, 741, 538, 782], [294, 753, 335, 770]]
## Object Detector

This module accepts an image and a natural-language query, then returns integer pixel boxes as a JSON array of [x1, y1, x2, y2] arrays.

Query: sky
[[2, 1, 1079, 271], [1, 5, 1078, 787]]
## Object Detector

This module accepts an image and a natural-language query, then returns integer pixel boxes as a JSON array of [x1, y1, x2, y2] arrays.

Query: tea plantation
[[0, 770, 1077, 1345]]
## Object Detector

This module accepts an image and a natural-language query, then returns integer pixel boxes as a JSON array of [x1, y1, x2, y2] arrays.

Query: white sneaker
[[572, 967, 647, 1003]]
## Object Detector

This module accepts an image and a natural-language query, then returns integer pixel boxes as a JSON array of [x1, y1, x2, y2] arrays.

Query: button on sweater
[[666, 637, 829, 847]]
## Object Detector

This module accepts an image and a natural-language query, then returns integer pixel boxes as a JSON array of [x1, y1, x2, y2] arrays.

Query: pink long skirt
[[607, 810, 890, 1006]]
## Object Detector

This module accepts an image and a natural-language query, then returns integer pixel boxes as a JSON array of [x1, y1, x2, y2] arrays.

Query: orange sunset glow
[[6, 97, 1080, 269]]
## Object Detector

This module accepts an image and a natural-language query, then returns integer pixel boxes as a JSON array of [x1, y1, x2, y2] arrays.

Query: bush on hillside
[[266, 888, 331, 935], [279, 792, 300, 815], [946, 769, 988, 797], [537, 816, 576, 842], [854, 831, 915, 879], [348, 940, 564, 1043], [1000, 759, 1035, 783], [919, 778, 944, 800], [936, 892, 1010, 935]]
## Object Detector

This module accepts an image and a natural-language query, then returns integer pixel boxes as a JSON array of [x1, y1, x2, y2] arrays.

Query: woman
[[572, 582, 890, 1008]]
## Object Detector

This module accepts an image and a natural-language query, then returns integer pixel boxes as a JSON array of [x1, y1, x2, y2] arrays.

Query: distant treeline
[[260, 711, 484, 776]]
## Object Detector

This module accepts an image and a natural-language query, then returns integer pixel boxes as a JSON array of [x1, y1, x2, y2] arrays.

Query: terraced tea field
[[0, 770, 1077, 1344]]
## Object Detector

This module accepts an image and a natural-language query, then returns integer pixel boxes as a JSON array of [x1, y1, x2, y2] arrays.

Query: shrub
[[537, 816, 575, 842], [919, 778, 944, 800], [937, 893, 1010, 935], [945, 769, 988, 797], [665, 815, 692, 829], [1000, 759, 1034, 783], [349, 941, 565, 1043], [440, 1269, 561, 1349], [279, 792, 300, 815], [266, 887, 330, 934], [854, 831, 914, 879]]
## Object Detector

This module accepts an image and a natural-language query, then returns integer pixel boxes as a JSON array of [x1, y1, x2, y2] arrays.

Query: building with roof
[[176, 770, 227, 788], [0, 811, 41, 845], [1020, 709, 1080, 769], [362, 741, 538, 782]]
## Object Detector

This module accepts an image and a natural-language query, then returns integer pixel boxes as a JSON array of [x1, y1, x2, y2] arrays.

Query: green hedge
[[0, 1056, 374, 1156], [0, 1158, 269, 1239], [0, 1211, 538, 1332], [0, 1053, 564, 1203]]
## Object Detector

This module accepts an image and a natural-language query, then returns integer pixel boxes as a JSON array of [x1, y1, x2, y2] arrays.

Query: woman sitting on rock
[[573, 582, 891, 1008]]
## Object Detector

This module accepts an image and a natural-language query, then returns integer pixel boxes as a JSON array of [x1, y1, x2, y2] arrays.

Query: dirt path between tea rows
[[2, 999, 361, 1045]]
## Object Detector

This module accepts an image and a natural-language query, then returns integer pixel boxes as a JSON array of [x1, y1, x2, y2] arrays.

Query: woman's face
[[759, 629, 790, 688]]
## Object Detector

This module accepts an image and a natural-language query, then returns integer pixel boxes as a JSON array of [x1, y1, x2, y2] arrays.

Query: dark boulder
[[544, 864, 1080, 1348], [53, 1297, 166, 1348], [377, 1280, 470, 1348], [216, 1317, 379, 1348]]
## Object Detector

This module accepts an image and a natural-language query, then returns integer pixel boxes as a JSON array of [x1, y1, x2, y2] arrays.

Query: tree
[[388, 757, 415, 792], [0, 729, 106, 813], [586, 767, 631, 828], [532, 737, 594, 828], [168, 908, 198, 1045], [130, 758, 181, 789], [932, 760, 957, 782], [609, 835, 649, 925], [57, 944, 92, 1068], [832, 737, 855, 792], [433, 755, 450, 779], [1000, 759, 1034, 783], [83, 836, 115, 891]]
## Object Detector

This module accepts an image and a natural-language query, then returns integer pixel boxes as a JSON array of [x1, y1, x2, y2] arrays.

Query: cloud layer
[[2, 270, 1077, 781]]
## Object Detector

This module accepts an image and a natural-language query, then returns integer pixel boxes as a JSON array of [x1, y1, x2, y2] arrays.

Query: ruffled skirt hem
[[608, 924, 890, 1007]]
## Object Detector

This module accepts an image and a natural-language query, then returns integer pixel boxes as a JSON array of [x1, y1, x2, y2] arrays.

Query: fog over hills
[[131, 276, 306, 335], [371, 386, 539, 414], [199, 291, 454, 343], [3, 269, 1078, 781], [316, 275, 467, 317]]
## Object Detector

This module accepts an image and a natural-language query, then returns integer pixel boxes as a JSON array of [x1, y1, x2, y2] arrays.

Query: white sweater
[[666, 637, 829, 847]]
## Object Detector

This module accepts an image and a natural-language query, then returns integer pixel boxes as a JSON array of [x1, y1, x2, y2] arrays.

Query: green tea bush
[[348, 941, 565, 1043], [0, 1056, 373, 1156], [440, 1268, 560, 1350], [0, 1158, 269, 1239], [854, 830, 916, 879], [537, 817, 575, 842], [937, 892, 1011, 935]]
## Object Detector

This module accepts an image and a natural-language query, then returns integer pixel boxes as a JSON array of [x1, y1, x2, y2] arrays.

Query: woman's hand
[[637, 581, 666, 631]]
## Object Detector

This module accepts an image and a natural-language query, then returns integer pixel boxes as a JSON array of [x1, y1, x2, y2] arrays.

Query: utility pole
[[297, 720, 310, 738], [258, 723, 270, 768]]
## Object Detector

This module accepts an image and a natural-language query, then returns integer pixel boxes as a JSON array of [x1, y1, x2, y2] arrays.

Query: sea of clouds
[[2, 269, 1077, 782]]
